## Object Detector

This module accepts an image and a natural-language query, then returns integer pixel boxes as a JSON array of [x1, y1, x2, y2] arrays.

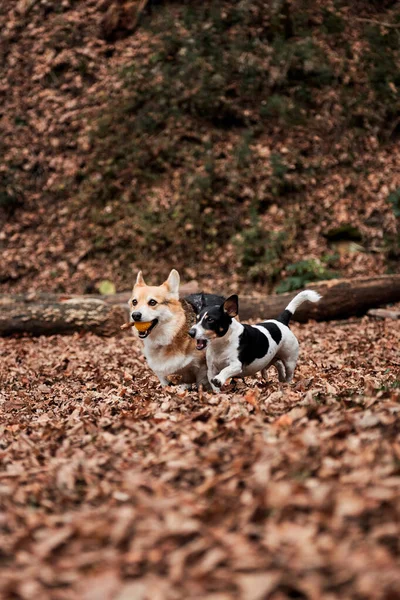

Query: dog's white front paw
[[176, 383, 191, 392]]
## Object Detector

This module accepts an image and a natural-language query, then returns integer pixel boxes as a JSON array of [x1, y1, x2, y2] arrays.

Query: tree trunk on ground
[[0, 275, 399, 336], [367, 308, 400, 320], [0, 297, 127, 337], [239, 275, 400, 322]]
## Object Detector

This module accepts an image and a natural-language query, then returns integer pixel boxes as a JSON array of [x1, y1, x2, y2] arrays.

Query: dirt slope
[[1, 1, 399, 295]]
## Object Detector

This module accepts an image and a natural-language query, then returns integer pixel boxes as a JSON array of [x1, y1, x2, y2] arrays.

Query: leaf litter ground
[[0, 317, 399, 600]]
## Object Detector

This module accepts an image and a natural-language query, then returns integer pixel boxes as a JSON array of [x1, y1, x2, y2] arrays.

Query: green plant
[[270, 152, 296, 197], [234, 130, 254, 168], [0, 170, 22, 215], [0, 191, 19, 214], [359, 23, 400, 134], [260, 94, 305, 126], [322, 9, 345, 35], [275, 256, 339, 293], [235, 204, 288, 283], [388, 188, 400, 218], [386, 188, 400, 259]]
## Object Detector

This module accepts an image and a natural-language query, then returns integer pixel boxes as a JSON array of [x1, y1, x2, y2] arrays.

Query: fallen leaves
[[243, 388, 260, 411], [272, 413, 293, 429], [0, 318, 399, 597]]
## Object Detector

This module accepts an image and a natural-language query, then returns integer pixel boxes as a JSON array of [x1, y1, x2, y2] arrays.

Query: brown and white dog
[[129, 269, 224, 389]]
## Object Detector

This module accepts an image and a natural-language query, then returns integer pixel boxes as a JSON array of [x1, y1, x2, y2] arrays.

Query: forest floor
[[1, 316, 399, 600]]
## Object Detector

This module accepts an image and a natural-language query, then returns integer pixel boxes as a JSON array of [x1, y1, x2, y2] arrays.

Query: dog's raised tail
[[277, 290, 322, 326]]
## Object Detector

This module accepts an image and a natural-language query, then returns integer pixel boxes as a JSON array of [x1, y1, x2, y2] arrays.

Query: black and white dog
[[189, 290, 321, 393]]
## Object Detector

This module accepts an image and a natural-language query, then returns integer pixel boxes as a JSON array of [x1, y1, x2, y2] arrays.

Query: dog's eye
[[132, 299, 137, 306], [148, 299, 157, 307], [206, 316, 214, 323]]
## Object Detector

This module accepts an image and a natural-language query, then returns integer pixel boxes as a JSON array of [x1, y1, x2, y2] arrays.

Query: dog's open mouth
[[134, 319, 158, 338], [196, 339, 208, 351]]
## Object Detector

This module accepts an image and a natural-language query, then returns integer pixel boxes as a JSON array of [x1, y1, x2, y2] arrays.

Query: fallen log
[[0, 275, 399, 336], [0, 297, 127, 337], [239, 275, 400, 322], [367, 308, 400, 320]]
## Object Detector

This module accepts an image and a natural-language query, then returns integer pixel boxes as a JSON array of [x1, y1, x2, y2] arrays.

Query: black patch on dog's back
[[259, 322, 282, 344], [277, 309, 292, 327], [238, 325, 270, 366]]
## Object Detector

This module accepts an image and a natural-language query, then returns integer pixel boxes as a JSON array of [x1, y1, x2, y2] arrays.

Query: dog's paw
[[211, 377, 222, 389], [176, 383, 192, 392]]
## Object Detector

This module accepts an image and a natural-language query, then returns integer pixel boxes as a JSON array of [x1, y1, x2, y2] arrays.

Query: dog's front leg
[[207, 367, 219, 393], [156, 374, 170, 387], [197, 364, 211, 391], [211, 362, 242, 391]]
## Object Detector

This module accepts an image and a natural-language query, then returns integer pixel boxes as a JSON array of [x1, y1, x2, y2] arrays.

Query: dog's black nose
[[131, 311, 142, 322], [188, 328, 196, 338]]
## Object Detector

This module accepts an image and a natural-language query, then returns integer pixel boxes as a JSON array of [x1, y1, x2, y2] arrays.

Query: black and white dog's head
[[188, 295, 239, 350]]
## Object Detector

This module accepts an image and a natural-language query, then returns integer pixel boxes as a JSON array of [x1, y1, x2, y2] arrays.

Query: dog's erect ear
[[135, 271, 146, 287], [223, 295, 238, 318], [200, 293, 206, 310], [164, 269, 180, 296]]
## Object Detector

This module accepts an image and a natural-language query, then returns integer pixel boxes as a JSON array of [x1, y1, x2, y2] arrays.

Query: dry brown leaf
[[238, 572, 280, 600]]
